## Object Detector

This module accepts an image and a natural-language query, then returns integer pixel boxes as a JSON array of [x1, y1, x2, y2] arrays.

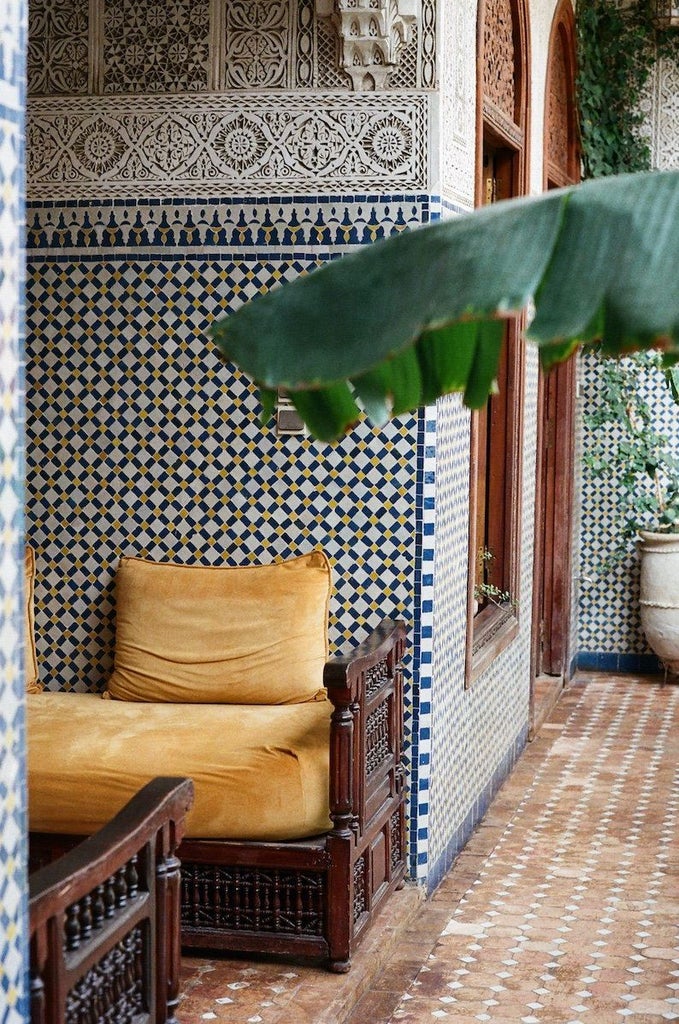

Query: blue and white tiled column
[[0, 1, 28, 1020]]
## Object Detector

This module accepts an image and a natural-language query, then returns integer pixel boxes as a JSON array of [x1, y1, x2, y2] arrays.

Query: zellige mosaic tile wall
[[25, 236, 425, 688], [426, 349, 539, 893], [25, 197, 432, 885], [24, 0, 551, 893], [26, 0, 438, 882]]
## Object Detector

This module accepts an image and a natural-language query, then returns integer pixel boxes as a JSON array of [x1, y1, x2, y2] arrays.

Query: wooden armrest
[[29, 776, 194, 1024], [324, 618, 407, 701], [29, 776, 194, 927]]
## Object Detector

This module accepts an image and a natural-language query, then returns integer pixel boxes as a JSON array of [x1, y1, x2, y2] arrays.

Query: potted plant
[[584, 350, 679, 675]]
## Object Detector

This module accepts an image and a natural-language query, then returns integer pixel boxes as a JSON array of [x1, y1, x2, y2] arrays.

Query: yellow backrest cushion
[[24, 546, 41, 694], [107, 551, 332, 704]]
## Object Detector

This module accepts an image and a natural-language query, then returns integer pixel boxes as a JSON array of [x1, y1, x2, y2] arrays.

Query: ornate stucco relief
[[222, 0, 292, 89], [28, 0, 435, 94], [28, 0, 90, 95], [439, 0, 475, 210], [102, 0, 212, 92], [649, 56, 679, 170], [27, 93, 429, 197]]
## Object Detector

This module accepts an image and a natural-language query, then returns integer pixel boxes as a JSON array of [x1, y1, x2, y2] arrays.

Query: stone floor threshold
[[178, 885, 423, 1023], [530, 673, 565, 740]]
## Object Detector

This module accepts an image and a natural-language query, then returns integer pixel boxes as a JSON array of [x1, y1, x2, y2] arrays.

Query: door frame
[[530, 0, 579, 708]]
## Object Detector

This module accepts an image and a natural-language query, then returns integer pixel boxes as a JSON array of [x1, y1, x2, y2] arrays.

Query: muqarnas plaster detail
[[27, 93, 429, 197], [316, 0, 419, 90]]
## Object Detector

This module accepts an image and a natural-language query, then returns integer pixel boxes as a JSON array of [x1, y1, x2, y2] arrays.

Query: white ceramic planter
[[638, 529, 679, 673]]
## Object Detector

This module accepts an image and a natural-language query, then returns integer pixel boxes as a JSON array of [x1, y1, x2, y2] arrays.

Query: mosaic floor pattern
[[178, 674, 679, 1024]]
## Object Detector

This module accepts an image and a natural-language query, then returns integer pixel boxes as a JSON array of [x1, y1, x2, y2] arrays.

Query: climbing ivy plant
[[577, 2, 679, 564], [577, 0, 679, 178]]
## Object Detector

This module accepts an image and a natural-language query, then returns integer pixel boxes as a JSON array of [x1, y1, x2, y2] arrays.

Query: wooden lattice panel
[[65, 928, 146, 1024], [181, 863, 327, 936]]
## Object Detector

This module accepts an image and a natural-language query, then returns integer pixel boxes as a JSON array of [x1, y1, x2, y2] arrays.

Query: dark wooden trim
[[543, 0, 580, 192], [468, 0, 530, 686], [466, 324, 525, 686], [531, 0, 580, 691], [475, 0, 531, 206], [532, 358, 577, 680], [482, 99, 524, 150]]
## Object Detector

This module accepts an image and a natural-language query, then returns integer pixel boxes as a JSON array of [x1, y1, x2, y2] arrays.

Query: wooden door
[[533, 359, 576, 676]]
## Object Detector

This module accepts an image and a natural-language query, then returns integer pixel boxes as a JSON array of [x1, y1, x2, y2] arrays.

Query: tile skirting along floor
[[179, 673, 679, 1023]]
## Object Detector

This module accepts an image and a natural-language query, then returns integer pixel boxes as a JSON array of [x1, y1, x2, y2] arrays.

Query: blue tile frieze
[[26, 195, 432, 252]]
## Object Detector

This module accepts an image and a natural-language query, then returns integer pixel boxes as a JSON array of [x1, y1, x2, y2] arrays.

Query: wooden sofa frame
[[30, 618, 407, 973], [29, 776, 194, 1024]]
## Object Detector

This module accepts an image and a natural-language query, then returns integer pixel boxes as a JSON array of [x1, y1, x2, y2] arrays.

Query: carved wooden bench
[[27, 552, 408, 971], [29, 776, 194, 1024]]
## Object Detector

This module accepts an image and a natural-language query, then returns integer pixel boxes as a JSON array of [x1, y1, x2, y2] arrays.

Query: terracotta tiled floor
[[178, 674, 679, 1024]]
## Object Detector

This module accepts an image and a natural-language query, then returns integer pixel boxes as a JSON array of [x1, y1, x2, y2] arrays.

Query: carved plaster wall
[[28, 0, 436, 94], [648, 55, 679, 170], [28, 93, 429, 198], [439, 0, 476, 211], [27, 0, 433, 198]]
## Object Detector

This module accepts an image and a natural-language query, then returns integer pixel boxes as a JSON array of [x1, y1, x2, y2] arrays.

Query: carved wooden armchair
[[29, 777, 194, 1024]]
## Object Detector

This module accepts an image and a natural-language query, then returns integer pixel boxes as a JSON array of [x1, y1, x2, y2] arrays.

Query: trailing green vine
[[577, 3, 679, 572], [584, 352, 679, 573], [576, 0, 679, 179]]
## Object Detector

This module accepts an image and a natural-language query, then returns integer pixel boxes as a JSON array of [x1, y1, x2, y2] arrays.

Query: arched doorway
[[531, 0, 580, 732]]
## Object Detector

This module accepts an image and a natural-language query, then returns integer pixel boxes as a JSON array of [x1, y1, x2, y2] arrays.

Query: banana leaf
[[210, 170, 679, 442]]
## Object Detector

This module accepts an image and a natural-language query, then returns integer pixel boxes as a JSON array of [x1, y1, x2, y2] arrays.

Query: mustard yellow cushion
[[27, 692, 332, 841], [24, 547, 41, 694], [107, 550, 331, 704]]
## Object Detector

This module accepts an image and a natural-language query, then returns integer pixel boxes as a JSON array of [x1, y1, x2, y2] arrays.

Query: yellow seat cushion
[[107, 550, 331, 704], [27, 692, 332, 841]]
